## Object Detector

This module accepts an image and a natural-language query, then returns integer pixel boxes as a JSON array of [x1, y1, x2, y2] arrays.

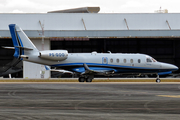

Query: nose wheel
[[156, 78, 161, 83], [156, 74, 161, 83]]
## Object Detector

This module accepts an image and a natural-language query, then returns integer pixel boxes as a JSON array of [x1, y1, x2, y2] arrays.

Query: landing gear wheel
[[86, 77, 92, 82], [156, 78, 161, 83], [79, 77, 85, 82]]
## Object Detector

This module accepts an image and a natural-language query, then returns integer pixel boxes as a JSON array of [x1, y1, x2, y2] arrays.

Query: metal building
[[0, 8, 180, 78]]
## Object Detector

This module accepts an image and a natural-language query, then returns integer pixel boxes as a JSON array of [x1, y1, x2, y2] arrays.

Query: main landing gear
[[78, 75, 94, 82]]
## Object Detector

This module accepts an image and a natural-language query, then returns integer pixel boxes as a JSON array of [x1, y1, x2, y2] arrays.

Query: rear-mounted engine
[[39, 50, 68, 61]]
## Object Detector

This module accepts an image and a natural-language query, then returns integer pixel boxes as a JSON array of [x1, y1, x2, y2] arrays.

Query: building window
[[138, 59, 141, 63], [124, 59, 126, 63], [110, 58, 113, 63], [130, 59, 133, 63], [116, 59, 119, 63]]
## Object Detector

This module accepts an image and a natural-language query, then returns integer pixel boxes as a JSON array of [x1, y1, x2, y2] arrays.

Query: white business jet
[[8, 24, 178, 82]]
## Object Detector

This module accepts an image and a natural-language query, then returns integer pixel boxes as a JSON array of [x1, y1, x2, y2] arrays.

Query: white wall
[[1, 13, 180, 30], [23, 39, 50, 78]]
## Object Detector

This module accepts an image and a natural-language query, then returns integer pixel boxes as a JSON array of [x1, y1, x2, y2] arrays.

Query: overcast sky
[[0, 0, 180, 13]]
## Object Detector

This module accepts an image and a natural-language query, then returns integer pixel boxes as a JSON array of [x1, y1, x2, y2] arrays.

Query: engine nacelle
[[39, 50, 68, 61]]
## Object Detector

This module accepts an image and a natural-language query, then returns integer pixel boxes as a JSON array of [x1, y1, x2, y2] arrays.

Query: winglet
[[44, 65, 51, 71], [2, 46, 15, 49]]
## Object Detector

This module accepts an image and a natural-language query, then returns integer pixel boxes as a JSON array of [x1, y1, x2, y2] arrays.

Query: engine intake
[[39, 50, 68, 61]]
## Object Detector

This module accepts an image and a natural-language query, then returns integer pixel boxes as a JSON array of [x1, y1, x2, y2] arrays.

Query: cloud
[[12, 9, 24, 13]]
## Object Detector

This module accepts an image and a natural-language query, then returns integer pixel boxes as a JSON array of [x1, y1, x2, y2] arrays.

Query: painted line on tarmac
[[157, 95, 180, 98]]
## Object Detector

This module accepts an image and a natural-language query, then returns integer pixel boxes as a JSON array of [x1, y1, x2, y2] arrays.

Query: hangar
[[0, 7, 180, 78]]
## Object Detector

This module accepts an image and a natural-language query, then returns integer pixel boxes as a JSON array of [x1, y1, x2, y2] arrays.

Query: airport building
[[0, 7, 180, 78]]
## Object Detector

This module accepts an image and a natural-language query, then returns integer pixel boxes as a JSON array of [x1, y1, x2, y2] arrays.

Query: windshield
[[146, 57, 157, 63], [146, 58, 152, 62], [152, 58, 157, 62]]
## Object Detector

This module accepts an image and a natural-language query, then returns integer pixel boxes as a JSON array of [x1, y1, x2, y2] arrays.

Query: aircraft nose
[[161, 63, 179, 71], [174, 65, 179, 70]]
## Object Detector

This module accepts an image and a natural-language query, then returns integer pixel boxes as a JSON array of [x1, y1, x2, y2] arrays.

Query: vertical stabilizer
[[9, 24, 39, 58]]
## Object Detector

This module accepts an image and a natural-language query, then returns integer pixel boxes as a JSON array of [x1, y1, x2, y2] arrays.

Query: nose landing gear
[[156, 78, 161, 83], [156, 74, 161, 83]]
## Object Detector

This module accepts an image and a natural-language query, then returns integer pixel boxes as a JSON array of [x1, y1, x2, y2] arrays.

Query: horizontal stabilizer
[[2, 46, 15, 49], [2, 46, 33, 50], [15, 46, 33, 50]]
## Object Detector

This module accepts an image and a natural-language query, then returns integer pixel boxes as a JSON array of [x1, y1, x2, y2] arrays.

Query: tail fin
[[9, 24, 39, 58]]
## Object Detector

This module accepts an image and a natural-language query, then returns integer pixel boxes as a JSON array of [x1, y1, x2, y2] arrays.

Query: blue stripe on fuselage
[[51, 63, 157, 70], [51, 63, 174, 74]]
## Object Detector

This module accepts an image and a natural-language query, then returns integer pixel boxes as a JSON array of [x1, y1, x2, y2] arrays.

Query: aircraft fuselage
[[24, 52, 178, 75]]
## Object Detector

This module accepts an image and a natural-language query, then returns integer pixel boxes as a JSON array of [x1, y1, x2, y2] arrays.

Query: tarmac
[[0, 82, 180, 120]]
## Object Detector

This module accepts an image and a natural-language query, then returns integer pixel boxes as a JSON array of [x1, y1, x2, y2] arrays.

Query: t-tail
[[9, 24, 39, 59], [9, 24, 68, 64]]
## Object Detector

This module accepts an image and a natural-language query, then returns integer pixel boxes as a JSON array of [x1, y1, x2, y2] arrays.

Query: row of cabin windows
[[109, 58, 141, 63], [108, 58, 156, 63]]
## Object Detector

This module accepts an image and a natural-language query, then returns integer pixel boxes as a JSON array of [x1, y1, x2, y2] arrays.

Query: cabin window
[[52, 53, 54, 57], [146, 58, 152, 62], [138, 59, 141, 63], [130, 59, 133, 63], [123, 59, 126, 63], [110, 58, 113, 63], [104, 58, 107, 63], [116, 59, 119, 63]]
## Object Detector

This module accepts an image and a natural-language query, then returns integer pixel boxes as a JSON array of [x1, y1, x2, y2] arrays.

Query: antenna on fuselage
[[107, 51, 111, 54]]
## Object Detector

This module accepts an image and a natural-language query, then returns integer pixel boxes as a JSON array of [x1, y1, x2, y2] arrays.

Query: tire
[[86, 77, 92, 82], [79, 77, 85, 82], [156, 79, 161, 83]]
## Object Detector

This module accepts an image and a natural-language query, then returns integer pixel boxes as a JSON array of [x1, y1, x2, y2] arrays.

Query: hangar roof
[[0, 13, 180, 38]]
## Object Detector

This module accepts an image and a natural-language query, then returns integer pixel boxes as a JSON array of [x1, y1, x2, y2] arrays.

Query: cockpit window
[[152, 58, 157, 62], [146, 58, 152, 62]]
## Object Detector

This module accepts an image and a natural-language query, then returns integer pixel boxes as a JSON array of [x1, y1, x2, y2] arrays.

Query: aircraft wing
[[45, 65, 73, 74], [81, 63, 115, 75]]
